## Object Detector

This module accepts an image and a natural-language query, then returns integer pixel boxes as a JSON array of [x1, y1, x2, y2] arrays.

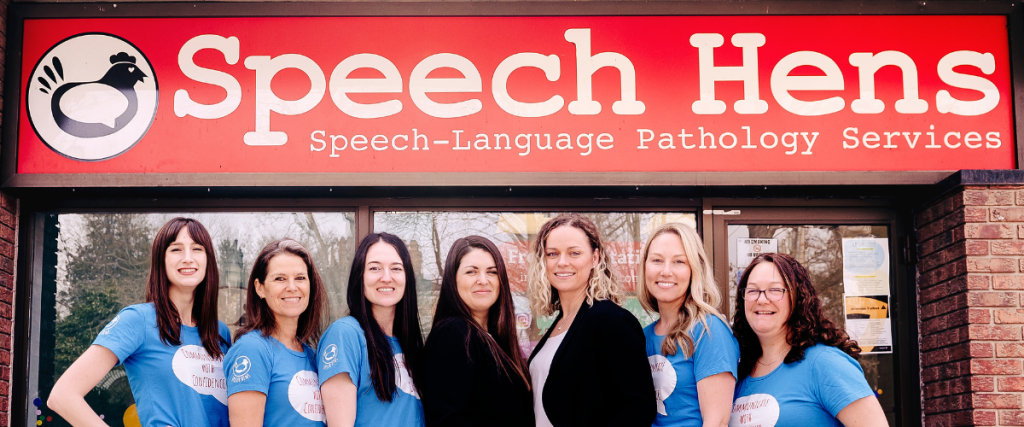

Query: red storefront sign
[[17, 16, 1014, 173]]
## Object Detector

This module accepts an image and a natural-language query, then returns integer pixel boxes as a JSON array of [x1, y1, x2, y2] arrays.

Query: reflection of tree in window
[[47, 213, 154, 427]]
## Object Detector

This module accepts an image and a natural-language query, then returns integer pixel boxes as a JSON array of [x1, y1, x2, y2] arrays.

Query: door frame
[[705, 198, 919, 427]]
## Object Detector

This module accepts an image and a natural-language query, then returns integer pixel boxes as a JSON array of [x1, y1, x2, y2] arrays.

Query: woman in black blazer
[[422, 236, 534, 427], [526, 214, 656, 427]]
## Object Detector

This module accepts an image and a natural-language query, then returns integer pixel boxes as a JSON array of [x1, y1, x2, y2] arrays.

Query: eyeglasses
[[742, 287, 787, 301]]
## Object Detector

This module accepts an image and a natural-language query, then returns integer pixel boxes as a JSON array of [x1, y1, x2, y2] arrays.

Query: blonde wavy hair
[[637, 222, 725, 358], [527, 213, 624, 316]]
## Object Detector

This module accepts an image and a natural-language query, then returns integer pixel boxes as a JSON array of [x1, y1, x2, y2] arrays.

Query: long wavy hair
[[732, 253, 861, 380], [637, 223, 725, 358], [236, 239, 329, 348], [432, 236, 531, 389], [347, 233, 425, 402], [528, 213, 624, 316], [146, 217, 228, 358]]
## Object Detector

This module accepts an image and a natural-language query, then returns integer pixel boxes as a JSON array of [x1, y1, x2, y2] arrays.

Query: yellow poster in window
[[844, 295, 893, 354]]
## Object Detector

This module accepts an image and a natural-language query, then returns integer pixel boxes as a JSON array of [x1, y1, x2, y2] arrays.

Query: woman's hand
[[228, 391, 267, 427], [697, 372, 736, 427], [321, 373, 358, 427], [836, 395, 889, 427], [47, 345, 119, 427]]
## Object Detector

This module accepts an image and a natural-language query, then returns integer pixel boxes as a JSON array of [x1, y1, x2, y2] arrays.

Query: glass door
[[710, 206, 908, 427]]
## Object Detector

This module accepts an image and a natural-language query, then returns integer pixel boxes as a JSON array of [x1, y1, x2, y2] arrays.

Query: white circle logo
[[649, 354, 676, 416], [322, 344, 337, 363], [288, 370, 325, 422], [232, 356, 251, 377], [26, 33, 158, 161], [730, 393, 780, 427], [394, 353, 419, 399], [99, 315, 120, 335]]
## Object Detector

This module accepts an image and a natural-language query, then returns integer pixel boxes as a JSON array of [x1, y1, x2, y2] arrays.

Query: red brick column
[[918, 185, 1024, 426]]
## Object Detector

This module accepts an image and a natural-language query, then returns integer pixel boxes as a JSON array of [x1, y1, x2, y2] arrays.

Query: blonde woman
[[638, 223, 738, 427], [526, 213, 655, 427]]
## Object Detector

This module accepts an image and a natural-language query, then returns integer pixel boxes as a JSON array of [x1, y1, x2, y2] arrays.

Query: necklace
[[757, 350, 787, 366], [556, 309, 578, 331]]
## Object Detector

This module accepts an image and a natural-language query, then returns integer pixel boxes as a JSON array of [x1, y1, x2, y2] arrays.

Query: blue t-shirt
[[645, 314, 739, 427], [730, 343, 875, 427], [92, 303, 231, 427], [225, 331, 325, 426], [317, 316, 424, 427]]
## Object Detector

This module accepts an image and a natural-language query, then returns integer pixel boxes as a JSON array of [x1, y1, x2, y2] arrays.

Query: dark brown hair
[[433, 236, 531, 389], [146, 217, 228, 358], [236, 239, 329, 348], [732, 252, 861, 380], [347, 233, 424, 402]]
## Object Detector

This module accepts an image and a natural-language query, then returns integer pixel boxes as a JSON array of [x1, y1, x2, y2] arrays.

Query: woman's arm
[[228, 391, 267, 427], [48, 345, 119, 427], [422, 322, 477, 427], [321, 373, 358, 427], [696, 372, 735, 427], [603, 311, 657, 427], [836, 396, 889, 427]]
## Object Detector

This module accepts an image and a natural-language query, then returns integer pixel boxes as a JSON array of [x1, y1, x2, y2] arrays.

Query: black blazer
[[528, 300, 656, 427], [422, 317, 535, 427]]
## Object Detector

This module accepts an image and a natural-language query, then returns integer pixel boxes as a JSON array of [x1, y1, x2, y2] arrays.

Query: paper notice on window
[[842, 238, 890, 296], [737, 238, 778, 269], [844, 295, 893, 354], [736, 238, 778, 286]]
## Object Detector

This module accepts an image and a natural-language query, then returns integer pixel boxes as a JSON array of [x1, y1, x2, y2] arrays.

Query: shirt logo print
[[231, 355, 251, 382]]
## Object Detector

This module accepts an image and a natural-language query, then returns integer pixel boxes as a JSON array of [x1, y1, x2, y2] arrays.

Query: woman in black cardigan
[[422, 236, 534, 427], [526, 214, 656, 427]]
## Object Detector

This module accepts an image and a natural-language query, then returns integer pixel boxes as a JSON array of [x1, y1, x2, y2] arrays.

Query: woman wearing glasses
[[731, 253, 888, 427]]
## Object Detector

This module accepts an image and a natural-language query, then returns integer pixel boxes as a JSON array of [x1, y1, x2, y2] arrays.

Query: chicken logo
[[26, 33, 158, 161]]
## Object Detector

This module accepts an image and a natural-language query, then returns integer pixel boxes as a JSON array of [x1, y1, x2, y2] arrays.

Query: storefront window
[[30, 212, 355, 427], [727, 224, 898, 426], [374, 211, 697, 355]]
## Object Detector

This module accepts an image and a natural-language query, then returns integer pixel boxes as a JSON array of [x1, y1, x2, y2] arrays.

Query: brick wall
[[0, 194, 13, 427], [918, 185, 1024, 426]]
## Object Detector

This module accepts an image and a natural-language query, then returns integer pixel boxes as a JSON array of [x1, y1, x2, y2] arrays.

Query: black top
[[528, 299, 656, 427], [422, 317, 535, 427]]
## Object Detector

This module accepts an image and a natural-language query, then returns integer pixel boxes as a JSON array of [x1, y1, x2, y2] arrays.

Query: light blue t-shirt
[[92, 303, 231, 427], [645, 314, 739, 427], [317, 316, 424, 427], [225, 331, 325, 426], [730, 343, 875, 427]]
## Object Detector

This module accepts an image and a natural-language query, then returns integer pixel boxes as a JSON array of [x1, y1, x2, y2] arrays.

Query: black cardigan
[[422, 317, 535, 427], [527, 299, 656, 427]]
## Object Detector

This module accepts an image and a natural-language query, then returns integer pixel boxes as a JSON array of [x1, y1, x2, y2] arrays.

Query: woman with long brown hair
[[49, 217, 232, 427], [421, 236, 533, 427], [731, 253, 887, 427], [225, 239, 329, 427], [317, 232, 426, 427]]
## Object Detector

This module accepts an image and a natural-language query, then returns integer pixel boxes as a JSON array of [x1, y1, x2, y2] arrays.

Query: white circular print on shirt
[[171, 345, 228, 405], [649, 354, 677, 416], [730, 393, 780, 427], [394, 353, 419, 398], [288, 370, 326, 421]]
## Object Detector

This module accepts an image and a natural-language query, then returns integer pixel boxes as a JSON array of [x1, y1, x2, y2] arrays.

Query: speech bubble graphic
[[288, 370, 325, 422], [730, 393, 780, 427], [649, 354, 676, 416], [395, 353, 419, 398], [172, 345, 228, 405]]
